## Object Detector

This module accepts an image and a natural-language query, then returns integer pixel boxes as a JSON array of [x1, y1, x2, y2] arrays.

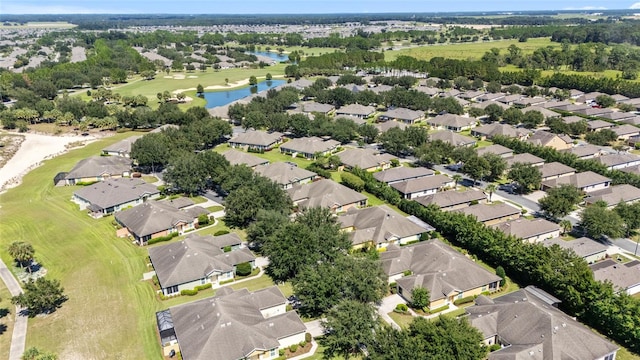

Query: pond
[[204, 79, 286, 108], [250, 51, 289, 62]]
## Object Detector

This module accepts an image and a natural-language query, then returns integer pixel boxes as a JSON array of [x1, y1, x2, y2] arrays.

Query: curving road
[[0, 259, 26, 360]]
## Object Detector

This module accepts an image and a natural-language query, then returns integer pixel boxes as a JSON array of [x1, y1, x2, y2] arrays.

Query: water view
[[204, 79, 286, 108], [250, 51, 288, 62]]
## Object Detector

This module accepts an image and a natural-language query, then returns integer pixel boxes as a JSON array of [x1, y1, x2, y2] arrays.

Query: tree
[[322, 300, 378, 360], [293, 255, 387, 317], [22, 347, 58, 360], [495, 266, 506, 286], [522, 110, 544, 129], [196, 84, 204, 96], [481, 153, 507, 182], [559, 219, 573, 235], [163, 152, 209, 196], [453, 174, 463, 190], [507, 162, 542, 194], [8, 241, 35, 271], [379, 127, 409, 156], [462, 156, 490, 185], [502, 107, 523, 126], [263, 207, 350, 282], [249, 75, 258, 86], [358, 123, 379, 144], [484, 103, 503, 123], [614, 201, 640, 237], [585, 129, 617, 146], [265, 73, 272, 80], [595, 94, 615, 108], [485, 183, 497, 202], [130, 133, 171, 171], [538, 184, 583, 219], [579, 201, 624, 239], [341, 172, 365, 192], [224, 174, 291, 229], [410, 286, 430, 309], [12, 277, 66, 316]]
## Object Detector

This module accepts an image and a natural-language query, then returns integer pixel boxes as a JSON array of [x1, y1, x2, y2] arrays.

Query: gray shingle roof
[[597, 153, 640, 168], [586, 120, 614, 130], [102, 136, 142, 156], [383, 239, 501, 300], [390, 174, 453, 195], [457, 203, 521, 223], [280, 136, 340, 155], [584, 184, 640, 206], [229, 130, 283, 147], [374, 120, 409, 133], [222, 149, 269, 168], [591, 259, 640, 292], [429, 130, 476, 147], [254, 162, 316, 186], [612, 124, 640, 137], [373, 166, 434, 184], [149, 233, 254, 288], [472, 123, 531, 139], [414, 190, 486, 209], [115, 201, 209, 238], [466, 286, 618, 360], [540, 162, 576, 179], [561, 144, 602, 158], [301, 102, 335, 114], [170, 287, 306, 360], [505, 153, 544, 167], [380, 108, 425, 122], [527, 130, 572, 147], [477, 144, 513, 157], [543, 237, 607, 259], [65, 156, 132, 180], [73, 178, 159, 211], [491, 218, 560, 240], [541, 171, 610, 190], [338, 205, 429, 246], [337, 148, 397, 170], [287, 179, 367, 210], [427, 114, 477, 129], [335, 104, 375, 117]]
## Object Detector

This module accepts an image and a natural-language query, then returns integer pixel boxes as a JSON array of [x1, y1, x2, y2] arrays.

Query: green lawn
[[229, 275, 293, 298], [387, 311, 415, 329], [0, 132, 173, 359], [0, 280, 14, 360], [385, 38, 559, 61]]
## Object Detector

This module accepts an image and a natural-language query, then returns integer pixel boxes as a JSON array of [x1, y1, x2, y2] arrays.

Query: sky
[[4, 0, 640, 15]]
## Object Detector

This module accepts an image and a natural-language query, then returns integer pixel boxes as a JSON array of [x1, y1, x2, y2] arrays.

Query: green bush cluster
[[147, 232, 178, 245], [349, 167, 401, 205], [305, 332, 312, 343], [453, 296, 476, 306], [394, 303, 409, 313], [236, 262, 252, 276], [214, 230, 230, 236], [289, 344, 298, 352], [180, 289, 198, 296], [340, 172, 365, 192]]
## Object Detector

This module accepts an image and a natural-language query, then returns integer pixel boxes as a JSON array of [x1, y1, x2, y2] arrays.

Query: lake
[[204, 79, 286, 108], [250, 51, 289, 62]]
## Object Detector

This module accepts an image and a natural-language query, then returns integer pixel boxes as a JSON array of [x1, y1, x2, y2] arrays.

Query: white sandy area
[[0, 132, 96, 192]]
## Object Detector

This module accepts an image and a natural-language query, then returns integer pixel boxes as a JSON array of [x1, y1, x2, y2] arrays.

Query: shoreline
[[173, 75, 285, 94]]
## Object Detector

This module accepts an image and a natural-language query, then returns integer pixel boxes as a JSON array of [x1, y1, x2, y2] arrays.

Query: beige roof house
[[561, 144, 603, 159], [390, 174, 455, 199], [427, 114, 477, 132], [102, 135, 142, 158], [254, 162, 317, 189], [543, 237, 607, 264], [287, 179, 367, 212], [222, 149, 269, 168], [584, 184, 640, 207], [379, 108, 425, 124], [540, 162, 576, 181], [491, 218, 560, 243], [373, 166, 435, 184], [477, 144, 513, 158], [229, 130, 283, 150], [64, 156, 132, 185], [457, 203, 521, 225], [335, 104, 375, 118], [338, 205, 431, 248], [429, 130, 476, 147], [596, 153, 640, 170], [471, 123, 531, 140], [505, 153, 545, 168], [466, 286, 619, 360], [526, 130, 572, 151], [541, 171, 611, 193], [337, 148, 397, 171], [374, 120, 409, 133], [280, 136, 340, 159], [590, 259, 640, 295], [414, 190, 487, 211], [72, 178, 159, 217]]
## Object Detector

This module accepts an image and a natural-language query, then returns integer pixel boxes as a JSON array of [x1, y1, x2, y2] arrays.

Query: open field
[[0, 280, 14, 360], [385, 38, 559, 61]]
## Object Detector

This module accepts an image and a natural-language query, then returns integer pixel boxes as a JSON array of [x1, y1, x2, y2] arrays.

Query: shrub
[[219, 279, 234, 285], [195, 283, 212, 291], [152, 275, 159, 287], [470, 200, 479, 205], [289, 344, 298, 352], [340, 172, 365, 192], [305, 332, 312, 343], [299, 341, 307, 347], [394, 303, 409, 313], [488, 344, 501, 352], [236, 262, 252, 276], [428, 304, 449, 314], [453, 295, 476, 306], [496, 265, 506, 286], [279, 349, 286, 356], [180, 289, 198, 296], [147, 232, 178, 245], [223, 246, 232, 253], [198, 214, 210, 226], [214, 230, 230, 236], [403, 270, 412, 276]]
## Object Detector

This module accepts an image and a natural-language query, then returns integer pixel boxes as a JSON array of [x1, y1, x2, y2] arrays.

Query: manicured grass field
[[385, 38, 560, 61], [0, 280, 14, 360]]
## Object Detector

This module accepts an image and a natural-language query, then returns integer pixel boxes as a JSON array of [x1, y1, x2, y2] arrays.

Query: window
[[270, 348, 277, 357], [604, 353, 615, 360], [166, 285, 179, 294]]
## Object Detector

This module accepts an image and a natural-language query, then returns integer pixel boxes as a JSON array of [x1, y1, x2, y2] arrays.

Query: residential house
[[477, 144, 513, 158], [505, 153, 545, 168], [228, 130, 283, 151], [596, 152, 640, 170], [541, 171, 611, 193], [149, 233, 255, 296], [381, 240, 501, 309], [390, 174, 455, 199], [466, 286, 619, 359], [101, 135, 141, 158], [476, 93, 506, 102], [222, 149, 269, 168], [514, 98, 548, 107], [161, 286, 306, 360], [287, 179, 367, 213], [301, 102, 335, 115], [584, 184, 640, 207], [599, 111, 637, 122], [540, 162, 576, 181], [543, 237, 607, 264], [280, 136, 340, 159], [575, 107, 614, 117], [373, 166, 434, 185], [64, 156, 132, 185], [334, 114, 366, 126], [374, 120, 408, 133], [561, 144, 604, 159], [576, 91, 605, 104], [378, 108, 425, 124], [254, 162, 317, 189], [491, 218, 561, 243], [586, 120, 615, 132], [620, 165, 640, 175], [72, 178, 160, 218], [459, 90, 486, 101], [471, 123, 530, 141], [612, 124, 640, 140], [426, 114, 477, 132], [470, 100, 509, 111], [337, 205, 431, 249], [115, 200, 210, 245], [526, 130, 573, 151], [591, 259, 640, 295], [337, 148, 397, 172], [456, 203, 521, 226], [496, 94, 522, 105], [414, 190, 487, 211], [335, 104, 375, 118], [429, 130, 476, 147], [520, 105, 559, 119], [562, 115, 586, 125]]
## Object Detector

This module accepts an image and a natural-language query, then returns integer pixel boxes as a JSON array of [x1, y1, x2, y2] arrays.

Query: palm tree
[[559, 220, 573, 235], [485, 183, 497, 203], [8, 241, 35, 272], [452, 174, 462, 190]]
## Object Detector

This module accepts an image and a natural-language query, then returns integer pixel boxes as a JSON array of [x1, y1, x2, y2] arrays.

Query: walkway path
[[377, 294, 404, 330], [0, 259, 26, 360]]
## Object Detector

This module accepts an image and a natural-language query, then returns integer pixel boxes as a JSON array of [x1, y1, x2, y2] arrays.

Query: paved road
[[0, 259, 26, 360], [608, 237, 640, 256]]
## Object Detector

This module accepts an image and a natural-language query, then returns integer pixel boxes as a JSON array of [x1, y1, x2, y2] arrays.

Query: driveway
[[377, 294, 405, 330], [0, 259, 26, 360], [305, 319, 325, 338]]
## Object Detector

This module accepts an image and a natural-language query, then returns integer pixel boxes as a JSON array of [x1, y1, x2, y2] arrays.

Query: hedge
[[214, 230, 230, 236], [428, 304, 450, 314], [147, 232, 178, 245], [180, 289, 198, 296], [236, 262, 252, 276], [351, 168, 640, 354], [453, 296, 476, 306]]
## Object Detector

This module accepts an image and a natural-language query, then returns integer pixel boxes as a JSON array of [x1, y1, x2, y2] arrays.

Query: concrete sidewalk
[[0, 259, 26, 360]]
